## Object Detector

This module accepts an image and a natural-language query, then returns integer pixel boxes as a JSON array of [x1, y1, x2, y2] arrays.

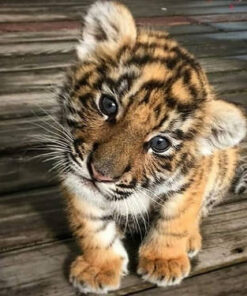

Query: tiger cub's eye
[[150, 136, 170, 153], [99, 95, 118, 117]]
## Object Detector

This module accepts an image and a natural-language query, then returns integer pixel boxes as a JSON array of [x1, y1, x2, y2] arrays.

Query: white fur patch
[[111, 191, 151, 216], [63, 172, 107, 207], [198, 100, 246, 155], [112, 239, 129, 275]]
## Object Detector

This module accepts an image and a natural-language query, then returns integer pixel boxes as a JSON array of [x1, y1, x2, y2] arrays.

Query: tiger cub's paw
[[137, 253, 190, 287], [70, 254, 124, 294]]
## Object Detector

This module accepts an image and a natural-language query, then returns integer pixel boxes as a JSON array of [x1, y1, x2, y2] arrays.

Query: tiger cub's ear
[[76, 1, 137, 60], [198, 100, 246, 155]]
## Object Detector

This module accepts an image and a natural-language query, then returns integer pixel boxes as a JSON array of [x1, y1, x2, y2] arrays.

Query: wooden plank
[[0, 69, 64, 95], [0, 91, 58, 120], [1, 199, 247, 295], [0, 3, 246, 23], [208, 70, 247, 94], [190, 13, 247, 23], [0, 29, 79, 43], [0, 0, 236, 9], [223, 90, 247, 107], [0, 40, 76, 57], [0, 115, 63, 152], [186, 40, 247, 58], [0, 52, 74, 72], [176, 31, 247, 45], [210, 21, 247, 32], [0, 187, 67, 252], [0, 21, 80, 33], [133, 262, 247, 296], [0, 152, 55, 195], [199, 55, 247, 73]]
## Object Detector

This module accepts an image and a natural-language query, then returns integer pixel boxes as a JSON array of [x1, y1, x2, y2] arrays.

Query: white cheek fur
[[63, 173, 106, 207]]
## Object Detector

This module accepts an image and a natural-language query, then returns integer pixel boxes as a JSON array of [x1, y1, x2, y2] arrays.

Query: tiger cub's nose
[[90, 162, 114, 182]]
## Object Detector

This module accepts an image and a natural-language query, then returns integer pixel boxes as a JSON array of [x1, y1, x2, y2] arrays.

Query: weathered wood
[[0, 40, 76, 57], [0, 30, 79, 43], [0, 0, 237, 9], [223, 90, 247, 107], [1, 199, 247, 295], [0, 91, 58, 120], [0, 69, 64, 95], [176, 31, 247, 45], [0, 115, 63, 152], [132, 262, 247, 296], [190, 13, 247, 24], [208, 70, 247, 95], [0, 52, 74, 73], [0, 187, 67, 252], [0, 152, 56, 195], [211, 21, 247, 32], [0, 2, 246, 23]]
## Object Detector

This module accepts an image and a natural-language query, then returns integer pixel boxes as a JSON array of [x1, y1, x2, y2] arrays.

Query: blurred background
[[0, 1, 247, 295]]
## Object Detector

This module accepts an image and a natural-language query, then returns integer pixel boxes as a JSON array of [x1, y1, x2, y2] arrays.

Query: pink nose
[[90, 163, 113, 182]]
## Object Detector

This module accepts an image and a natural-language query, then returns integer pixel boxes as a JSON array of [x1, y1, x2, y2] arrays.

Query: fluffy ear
[[198, 100, 246, 155], [76, 1, 137, 60]]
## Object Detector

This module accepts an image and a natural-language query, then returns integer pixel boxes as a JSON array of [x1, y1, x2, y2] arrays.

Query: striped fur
[[55, 1, 247, 293]]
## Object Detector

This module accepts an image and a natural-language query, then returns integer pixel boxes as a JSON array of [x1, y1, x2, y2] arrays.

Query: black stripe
[[74, 138, 84, 160], [75, 71, 93, 91], [79, 93, 95, 108], [127, 55, 180, 70], [141, 176, 151, 188], [152, 114, 169, 131], [159, 162, 172, 172], [67, 118, 85, 129], [117, 178, 137, 189], [70, 153, 82, 166]]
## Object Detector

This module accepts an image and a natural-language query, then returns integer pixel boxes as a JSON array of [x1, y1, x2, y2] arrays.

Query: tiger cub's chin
[[54, 1, 246, 293]]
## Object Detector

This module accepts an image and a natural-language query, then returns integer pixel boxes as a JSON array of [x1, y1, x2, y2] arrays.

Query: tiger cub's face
[[59, 2, 246, 209]]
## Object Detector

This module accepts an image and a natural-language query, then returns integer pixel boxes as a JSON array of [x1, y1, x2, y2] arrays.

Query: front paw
[[70, 254, 123, 294], [138, 254, 190, 287]]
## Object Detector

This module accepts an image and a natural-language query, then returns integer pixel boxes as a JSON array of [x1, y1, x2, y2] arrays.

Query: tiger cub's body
[[56, 1, 246, 294]]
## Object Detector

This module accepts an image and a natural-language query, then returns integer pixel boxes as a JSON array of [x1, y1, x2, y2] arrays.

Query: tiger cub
[[57, 1, 246, 294]]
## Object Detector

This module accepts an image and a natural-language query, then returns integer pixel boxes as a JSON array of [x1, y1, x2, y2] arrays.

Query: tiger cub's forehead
[[72, 30, 206, 131]]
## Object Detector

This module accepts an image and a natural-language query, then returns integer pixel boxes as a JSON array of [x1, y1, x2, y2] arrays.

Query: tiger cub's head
[[59, 1, 246, 207]]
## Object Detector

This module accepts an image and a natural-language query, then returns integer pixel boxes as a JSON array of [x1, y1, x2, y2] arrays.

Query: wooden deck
[[1, 0, 247, 295]]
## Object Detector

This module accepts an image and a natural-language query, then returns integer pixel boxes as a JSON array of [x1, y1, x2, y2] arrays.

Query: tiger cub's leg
[[138, 189, 203, 287], [67, 194, 128, 294]]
